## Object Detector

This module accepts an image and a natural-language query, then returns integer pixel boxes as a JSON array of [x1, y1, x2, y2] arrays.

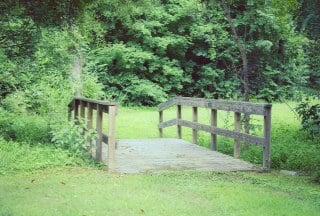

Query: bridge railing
[[158, 97, 272, 171], [68, 97, 117, 168]]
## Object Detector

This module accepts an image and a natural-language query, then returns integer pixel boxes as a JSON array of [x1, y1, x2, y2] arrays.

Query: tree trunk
[[221, 0, 250, 135]]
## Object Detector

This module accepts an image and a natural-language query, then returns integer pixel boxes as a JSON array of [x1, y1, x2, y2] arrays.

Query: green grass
[[0, 168, 319, 216], [0, 102, 320, 215], [0, 138, 92, 175]]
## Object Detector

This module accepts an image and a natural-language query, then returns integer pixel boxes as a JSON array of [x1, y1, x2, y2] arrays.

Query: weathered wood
[[177, 105, 182, 139], [74, 96, 117, 106], [158, 98, 177, 111], [87, 103, 94, 155], [95, 104, 104, 162], [176, 97, 271, 116], [263, 106, 272, 171], [74, 99, 80, 123], [234, 112, 241, 159], [211, 109, 217, 151], [177, 120, 264, 145], [159, 111, 163, 138], [80, 101, 86, 120], [159, 119, 178, 129], [192, 107, 198, 144], [108, 106, 117, 171]]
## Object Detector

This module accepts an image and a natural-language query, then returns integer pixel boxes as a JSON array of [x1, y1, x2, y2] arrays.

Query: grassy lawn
[[0, 102, 320, 215], [0, 168, 320, 216]]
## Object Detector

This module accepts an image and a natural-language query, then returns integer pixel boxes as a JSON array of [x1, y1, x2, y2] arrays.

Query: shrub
[[296, 100, 320, 139], [50, 119, 97, 157], [0, 109, 50, 144]]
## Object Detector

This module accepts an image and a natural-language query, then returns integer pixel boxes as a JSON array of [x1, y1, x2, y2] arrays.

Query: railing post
[[108, 105, 117, 171], [263, 106, 272, 171], [80, 101, 86, 120], [211, 109, 217, 151], [74, 99, 80, 123], [87, 103, 94, 155], [95, 104, 104, 162], [192, 107, 198, 144], [234, 112, 241, 158], [159, 110, 163, 138], [177, 105, 182, 139]]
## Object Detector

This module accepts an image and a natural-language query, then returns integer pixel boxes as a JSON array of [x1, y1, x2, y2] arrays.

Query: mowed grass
[[0, 168, 320, 216], [1, 102, 320, 215]]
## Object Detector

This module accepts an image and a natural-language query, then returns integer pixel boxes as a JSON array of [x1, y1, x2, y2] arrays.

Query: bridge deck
[[109, 138, 258, 173]]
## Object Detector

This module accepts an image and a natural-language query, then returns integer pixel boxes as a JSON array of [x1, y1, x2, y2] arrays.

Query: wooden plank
[[177, 120, 264, 145], [74, 96, 117, 106], [211, 109, 217, 151], [176, 97, 271, 116], [234, 112, 241, 159], [158, 98, 177, 111], [192, 107, 198, 144], [263, 106, 272, 171], [177, 105, 182, 139], [108, 105, 117, 171], [159, 119, 178, 129], [95, 104, 104, 162], [159, 111, 163, 138]]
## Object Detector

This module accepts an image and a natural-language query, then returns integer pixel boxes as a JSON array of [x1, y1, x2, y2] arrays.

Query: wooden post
[[108, 105, 117, 171], [192, 107, 198, 144], [159, 111, 163, 138], [211, 109, 217, 151], [234, 112, 241, 159], [263, 106, 272, 171], [74, 99, 79, 123], [87, 103, 94, 155], [95, 104, 104, 162], [177, 105, 182, 139], [80, 101, 86, 120]]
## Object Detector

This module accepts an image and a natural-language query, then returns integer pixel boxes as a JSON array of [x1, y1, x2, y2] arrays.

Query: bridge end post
[[108, 105, 117, 172], [263, 106, 272, 171], [159, 110, 163, 138]]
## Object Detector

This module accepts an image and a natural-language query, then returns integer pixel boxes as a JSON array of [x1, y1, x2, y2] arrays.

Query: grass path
[[0, 168, 320, 216]]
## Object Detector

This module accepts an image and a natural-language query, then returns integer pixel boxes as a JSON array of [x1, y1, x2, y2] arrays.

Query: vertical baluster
[[234, 112, 241, 158], [177, 105, 182, 139], [192, 107, 198, 144], [87, 103, 94, 156], [74, 99, 79, 123], [211, 109, 217, 151]]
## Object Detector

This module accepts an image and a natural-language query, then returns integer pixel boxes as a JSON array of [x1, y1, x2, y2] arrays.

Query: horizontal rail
[[158, 97, 271, 116], [158, 98, 177, 111], [159, 119, 178, 129], [68, 97, 117, 113], [159, 119, 264, 145]]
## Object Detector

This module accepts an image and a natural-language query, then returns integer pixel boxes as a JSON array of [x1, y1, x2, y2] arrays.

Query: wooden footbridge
[[68, 97, 272, 173]]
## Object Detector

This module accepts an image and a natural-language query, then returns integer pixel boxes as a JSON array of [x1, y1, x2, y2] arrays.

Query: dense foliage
[[296, 100, 320, 139], [0, 0, 319, 178]]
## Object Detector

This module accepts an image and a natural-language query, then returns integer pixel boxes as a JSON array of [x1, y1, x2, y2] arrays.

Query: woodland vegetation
[[0, 1, 320, 214], [0, 0, 319, 183]]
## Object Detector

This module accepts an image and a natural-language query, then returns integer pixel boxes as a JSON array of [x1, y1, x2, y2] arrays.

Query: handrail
[[158, 96, 271, 116], [158, 97, 272, 171], [68, 97, 118, 171]]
